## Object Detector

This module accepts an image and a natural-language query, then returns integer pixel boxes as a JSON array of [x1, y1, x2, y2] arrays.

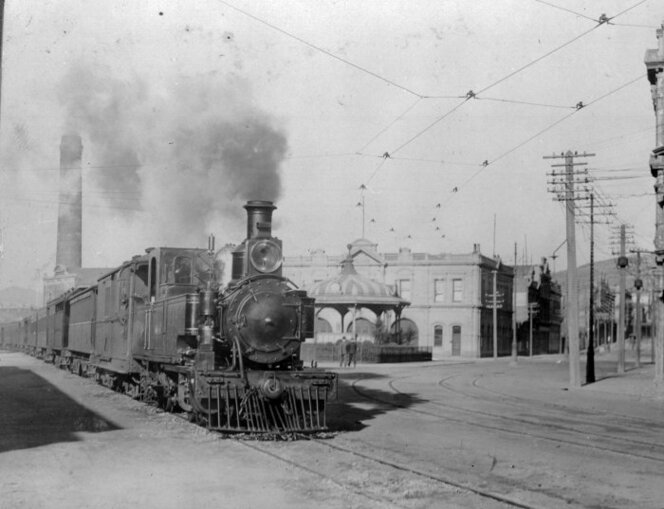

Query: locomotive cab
[[146, 247, 219, 301]]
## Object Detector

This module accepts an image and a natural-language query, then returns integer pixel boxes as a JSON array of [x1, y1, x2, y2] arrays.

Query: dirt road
[[1, 351, 662, 508]]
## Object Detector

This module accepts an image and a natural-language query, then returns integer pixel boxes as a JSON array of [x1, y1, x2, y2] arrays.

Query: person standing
[[338, 337, 347, 367], [347, 338, 357, 367]]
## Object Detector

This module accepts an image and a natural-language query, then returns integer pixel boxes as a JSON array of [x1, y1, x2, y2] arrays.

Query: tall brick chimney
[[56, 134, 82, 271]]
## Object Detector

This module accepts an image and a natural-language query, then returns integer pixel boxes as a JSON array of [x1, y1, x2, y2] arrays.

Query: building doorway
[[452, 325, 461, 356]]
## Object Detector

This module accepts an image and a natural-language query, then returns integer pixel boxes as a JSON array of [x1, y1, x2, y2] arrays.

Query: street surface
[[1, 350, 663, 508]]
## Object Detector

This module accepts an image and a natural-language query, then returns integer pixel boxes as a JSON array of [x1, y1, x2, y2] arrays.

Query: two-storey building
[[284, 239, 514, 358]]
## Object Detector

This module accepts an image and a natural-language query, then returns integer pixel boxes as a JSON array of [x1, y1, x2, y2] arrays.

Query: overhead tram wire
[[365, 157, 389, 186], [532, 0, 599, 22], [473, 24, 600, 97], [385, 0, 648, 158], [217, 0, 425, 99], [431, 72, 648, 214], [611, 23, 661, 29], [356, 97, 423, 154], [389, 23, 604, 156], [612, 0, 650, 19], [389, 98, 468, 155], [474, 97, 575, 109], [474, 74, 645, 177], [582, 74, 646, 107]]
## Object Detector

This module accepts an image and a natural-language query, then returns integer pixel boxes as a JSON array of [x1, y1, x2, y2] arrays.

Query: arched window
[[347, 318, 376, 336], [316, 317, 333, 333], [434, 325, 443, 347], [390, 318, 419, 345]]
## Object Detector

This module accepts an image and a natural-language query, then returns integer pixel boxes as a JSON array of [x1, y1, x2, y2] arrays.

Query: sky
[[0, 0, 662, 290]]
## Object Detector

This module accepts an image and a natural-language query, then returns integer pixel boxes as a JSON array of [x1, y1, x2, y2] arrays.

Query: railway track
[[338, 370, 663, 508], [347, 372, 664, 464], [236, 433, 542, 509], [428, 372, 664, 463]]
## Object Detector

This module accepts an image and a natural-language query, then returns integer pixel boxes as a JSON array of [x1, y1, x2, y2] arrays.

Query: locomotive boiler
[[1, 201, 337, 434]]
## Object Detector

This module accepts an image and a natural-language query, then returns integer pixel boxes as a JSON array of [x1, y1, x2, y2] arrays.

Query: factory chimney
[[56, 134, 83, 271]]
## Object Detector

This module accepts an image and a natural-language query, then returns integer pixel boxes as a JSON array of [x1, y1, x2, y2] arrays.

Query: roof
[[70, 267, 114, 286], [309, 255, 409, 310]]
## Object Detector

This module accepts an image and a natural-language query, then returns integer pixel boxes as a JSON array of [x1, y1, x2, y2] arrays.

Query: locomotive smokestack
[[244, 200, 276, 239], [56, 134, 83, 271]]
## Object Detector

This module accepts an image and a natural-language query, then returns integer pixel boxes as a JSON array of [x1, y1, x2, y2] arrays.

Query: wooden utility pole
[[635, 251, 643, 368], [528, 302, 538, 356], [645, 21, 664, 386], [0, 0, 4, 125], [652, 279, 657, 363], [545, 151, 595, 388], [492, 268, 498, 359], [617, 224, 627, 374], [511, 242, 518, 365], [586, 193, 596, 383]]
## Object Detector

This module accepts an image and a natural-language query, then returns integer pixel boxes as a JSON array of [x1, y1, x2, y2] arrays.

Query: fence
[[300, 341, 432, 364]]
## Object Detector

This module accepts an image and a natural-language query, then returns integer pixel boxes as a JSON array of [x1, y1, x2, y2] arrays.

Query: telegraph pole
[[511, 242, 518, 365], [645, 23, 664, 386], [545, 151, 595, 388], [652, 277, 657, 363], [634, 251, 643, 368], [617, 225, 627, 374], [493, 268, 498, 359], [574, 187, 614, 382], [0, 0, 4, 125], [528, 302, 538, 356], [587, 193, 596, 383]]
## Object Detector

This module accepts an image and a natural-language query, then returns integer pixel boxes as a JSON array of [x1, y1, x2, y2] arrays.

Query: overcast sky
[[0, 0, 662, 289]]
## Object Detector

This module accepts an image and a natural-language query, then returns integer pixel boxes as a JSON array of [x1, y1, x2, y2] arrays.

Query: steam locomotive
[[1, 201, 337, 433]]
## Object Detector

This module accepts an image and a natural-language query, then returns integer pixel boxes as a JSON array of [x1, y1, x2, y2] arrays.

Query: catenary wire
[[532, 0, 599, 23], [382, 1, 648, 158], [217, 0, 425, 98]]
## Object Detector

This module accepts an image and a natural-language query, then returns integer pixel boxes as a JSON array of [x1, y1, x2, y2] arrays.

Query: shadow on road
[[0, 367, 120, 454], [326, 371, 427, 432]]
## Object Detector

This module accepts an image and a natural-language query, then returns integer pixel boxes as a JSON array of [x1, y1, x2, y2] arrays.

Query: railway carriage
[[2, 201, 336, 434], [35, 309, 48, 358], [66, 286, 97, 375], [46, 292, 69, 365]]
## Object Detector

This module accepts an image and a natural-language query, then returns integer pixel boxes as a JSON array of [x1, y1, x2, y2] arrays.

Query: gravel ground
[[1, 349, 663, 509]]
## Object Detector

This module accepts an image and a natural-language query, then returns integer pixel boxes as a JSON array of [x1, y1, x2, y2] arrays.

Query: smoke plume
[[57, 62, 288, 264]]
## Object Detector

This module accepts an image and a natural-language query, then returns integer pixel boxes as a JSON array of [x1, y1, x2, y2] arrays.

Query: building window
[[434, 279, 444, 303], [434, 325, 443, 346], [398, 279, 412, 301], [452, 279, 463, 302]]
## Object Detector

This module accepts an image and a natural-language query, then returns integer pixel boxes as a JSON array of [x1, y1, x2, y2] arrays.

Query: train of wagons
[[0, 201, 337, 433]]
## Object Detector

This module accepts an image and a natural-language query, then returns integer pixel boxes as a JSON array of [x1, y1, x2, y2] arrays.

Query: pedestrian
[[338, 337, 347, 367], [347, 338, 357, 367]]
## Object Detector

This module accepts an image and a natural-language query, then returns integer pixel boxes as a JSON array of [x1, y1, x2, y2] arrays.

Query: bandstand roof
[[309, 254, 409, 313]]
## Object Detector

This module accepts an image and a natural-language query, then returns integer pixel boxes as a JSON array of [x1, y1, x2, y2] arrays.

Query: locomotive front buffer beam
[[190, 369, 337, 434]]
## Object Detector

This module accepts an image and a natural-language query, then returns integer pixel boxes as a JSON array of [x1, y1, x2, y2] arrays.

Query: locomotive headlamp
[[249, 239, 283, 273]]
